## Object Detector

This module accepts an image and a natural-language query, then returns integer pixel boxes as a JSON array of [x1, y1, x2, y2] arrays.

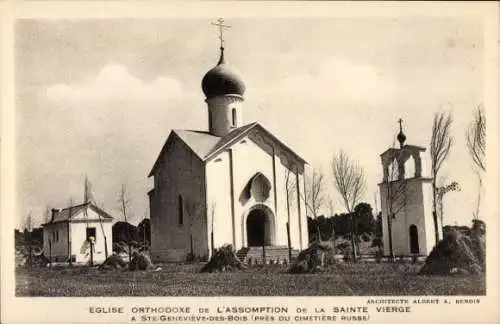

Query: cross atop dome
[[211, 18, 231, 65], [211, 18, 231, 49]]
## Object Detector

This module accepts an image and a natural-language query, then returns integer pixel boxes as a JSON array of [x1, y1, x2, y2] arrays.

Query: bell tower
[[378, 119, 440, 257], [201, 18, 246, 137]]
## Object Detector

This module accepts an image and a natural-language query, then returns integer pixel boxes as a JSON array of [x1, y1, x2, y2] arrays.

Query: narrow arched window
[[232, 108, 237, 127], [409, 224, 419, 254], [178, 195, 184, 225], [208, 109, 213, 131]]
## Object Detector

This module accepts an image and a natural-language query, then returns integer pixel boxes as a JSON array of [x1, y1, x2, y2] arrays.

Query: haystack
[[129, 251, 157, 271], [99, 254, 127, 270], [419, 230, 485, 275], [201, 245, 246, 273], [289, 241, 336, 274]]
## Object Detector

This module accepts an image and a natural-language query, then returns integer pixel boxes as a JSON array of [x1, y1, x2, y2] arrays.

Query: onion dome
[[201, 48, 246, 99], [397, 118, 406, 148]]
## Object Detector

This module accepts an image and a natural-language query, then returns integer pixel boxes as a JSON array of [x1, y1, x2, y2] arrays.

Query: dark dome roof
[[201, 49, 245, 99]]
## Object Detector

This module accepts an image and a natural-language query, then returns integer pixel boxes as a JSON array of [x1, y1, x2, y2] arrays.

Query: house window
[[52, 230, 58, 242], [178, 195, 184, 225], [86, 227, 96, 242]]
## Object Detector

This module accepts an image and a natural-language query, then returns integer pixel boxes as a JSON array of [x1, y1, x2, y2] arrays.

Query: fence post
[[49, 239, 52, 268]]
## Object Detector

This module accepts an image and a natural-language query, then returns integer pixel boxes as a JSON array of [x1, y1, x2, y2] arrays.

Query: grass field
[[16, 262, 485, 297]]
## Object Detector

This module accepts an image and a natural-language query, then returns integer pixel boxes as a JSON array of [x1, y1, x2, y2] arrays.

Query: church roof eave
[[380, 144, 427, 158], [204, 122, 307, 165], [148, 123, 307, 177], [148, 130, 209, 177]]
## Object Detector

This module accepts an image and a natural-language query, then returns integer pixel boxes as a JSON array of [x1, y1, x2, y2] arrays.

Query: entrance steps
[[236, 246, 300, 264]]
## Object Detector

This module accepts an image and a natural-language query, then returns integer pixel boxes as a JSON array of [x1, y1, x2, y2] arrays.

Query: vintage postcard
[[1, 1, 499, 324]]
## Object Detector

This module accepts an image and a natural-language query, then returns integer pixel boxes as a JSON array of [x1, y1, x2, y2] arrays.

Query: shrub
[[201, 245, 246, 273], [420, 229, 485, 275]]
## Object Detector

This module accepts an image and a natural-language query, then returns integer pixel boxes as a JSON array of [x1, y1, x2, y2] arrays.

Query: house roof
[[44, 202, 114, 225], [148, 122, 306, 177]]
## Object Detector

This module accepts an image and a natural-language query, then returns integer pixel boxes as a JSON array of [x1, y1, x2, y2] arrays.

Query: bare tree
[[436, 181, 460, 226], [284, 168, 296, 261], [209, 201, 216, 255], [304, 168, 326, 218], [466, 106, 486, 219], [332, 150, 366, 260], [327, 198, 335, 217], [119, 183, 130, 223], [24, 211, 34, 267], [68, 196, 76, 266], [44, 205, 52, 224], [117, 182, 133, 260], [430, 111, 453, 244]]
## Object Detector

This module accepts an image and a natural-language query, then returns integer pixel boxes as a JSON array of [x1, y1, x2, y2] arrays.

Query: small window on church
[[178, 195, 184, 225], [232, 108, 237, 127], [208, 109, 213, 130]]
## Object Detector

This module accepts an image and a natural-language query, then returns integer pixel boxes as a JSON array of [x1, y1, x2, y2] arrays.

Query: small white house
[[42, 202, 113, 264]]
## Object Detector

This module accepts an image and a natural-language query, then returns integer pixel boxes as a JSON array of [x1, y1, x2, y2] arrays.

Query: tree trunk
[[388, 213, 394, 260], [68, 222, 72, 267], [104, 236, 108, 259], [28, 244, 32, 268], [475, 176, 482, 219], [190, 234, 194, 256], [90, 241, 94, 267], [211, 231, 215, 256], [432, 178, 439, 245], [350, 213, 357, 262], [286, 222, 292, 263]]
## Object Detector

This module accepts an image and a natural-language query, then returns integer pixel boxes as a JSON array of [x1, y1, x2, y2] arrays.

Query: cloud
[[19, 63, 205, 226], [46, 63, 183, 104], [278, 57, 396, 104]]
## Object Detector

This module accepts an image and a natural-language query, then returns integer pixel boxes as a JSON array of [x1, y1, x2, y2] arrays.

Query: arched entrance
[[409, 224, 420, 254], [246, 206, 275, 247]]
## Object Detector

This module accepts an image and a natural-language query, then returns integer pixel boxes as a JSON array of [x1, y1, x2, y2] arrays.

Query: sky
[[15, 17, 485, 228]]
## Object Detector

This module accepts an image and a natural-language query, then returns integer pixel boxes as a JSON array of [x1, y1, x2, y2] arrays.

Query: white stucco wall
[[70, 220, 113, 263], [150, 133, 208, 262], [205, 129, 308, 253], [379, 177, 437, 256], [205, 150, 234, 250], [207, 95, 244, 137]]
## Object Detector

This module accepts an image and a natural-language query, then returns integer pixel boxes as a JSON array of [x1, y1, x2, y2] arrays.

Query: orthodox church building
[[148, 35, 309, 262]]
